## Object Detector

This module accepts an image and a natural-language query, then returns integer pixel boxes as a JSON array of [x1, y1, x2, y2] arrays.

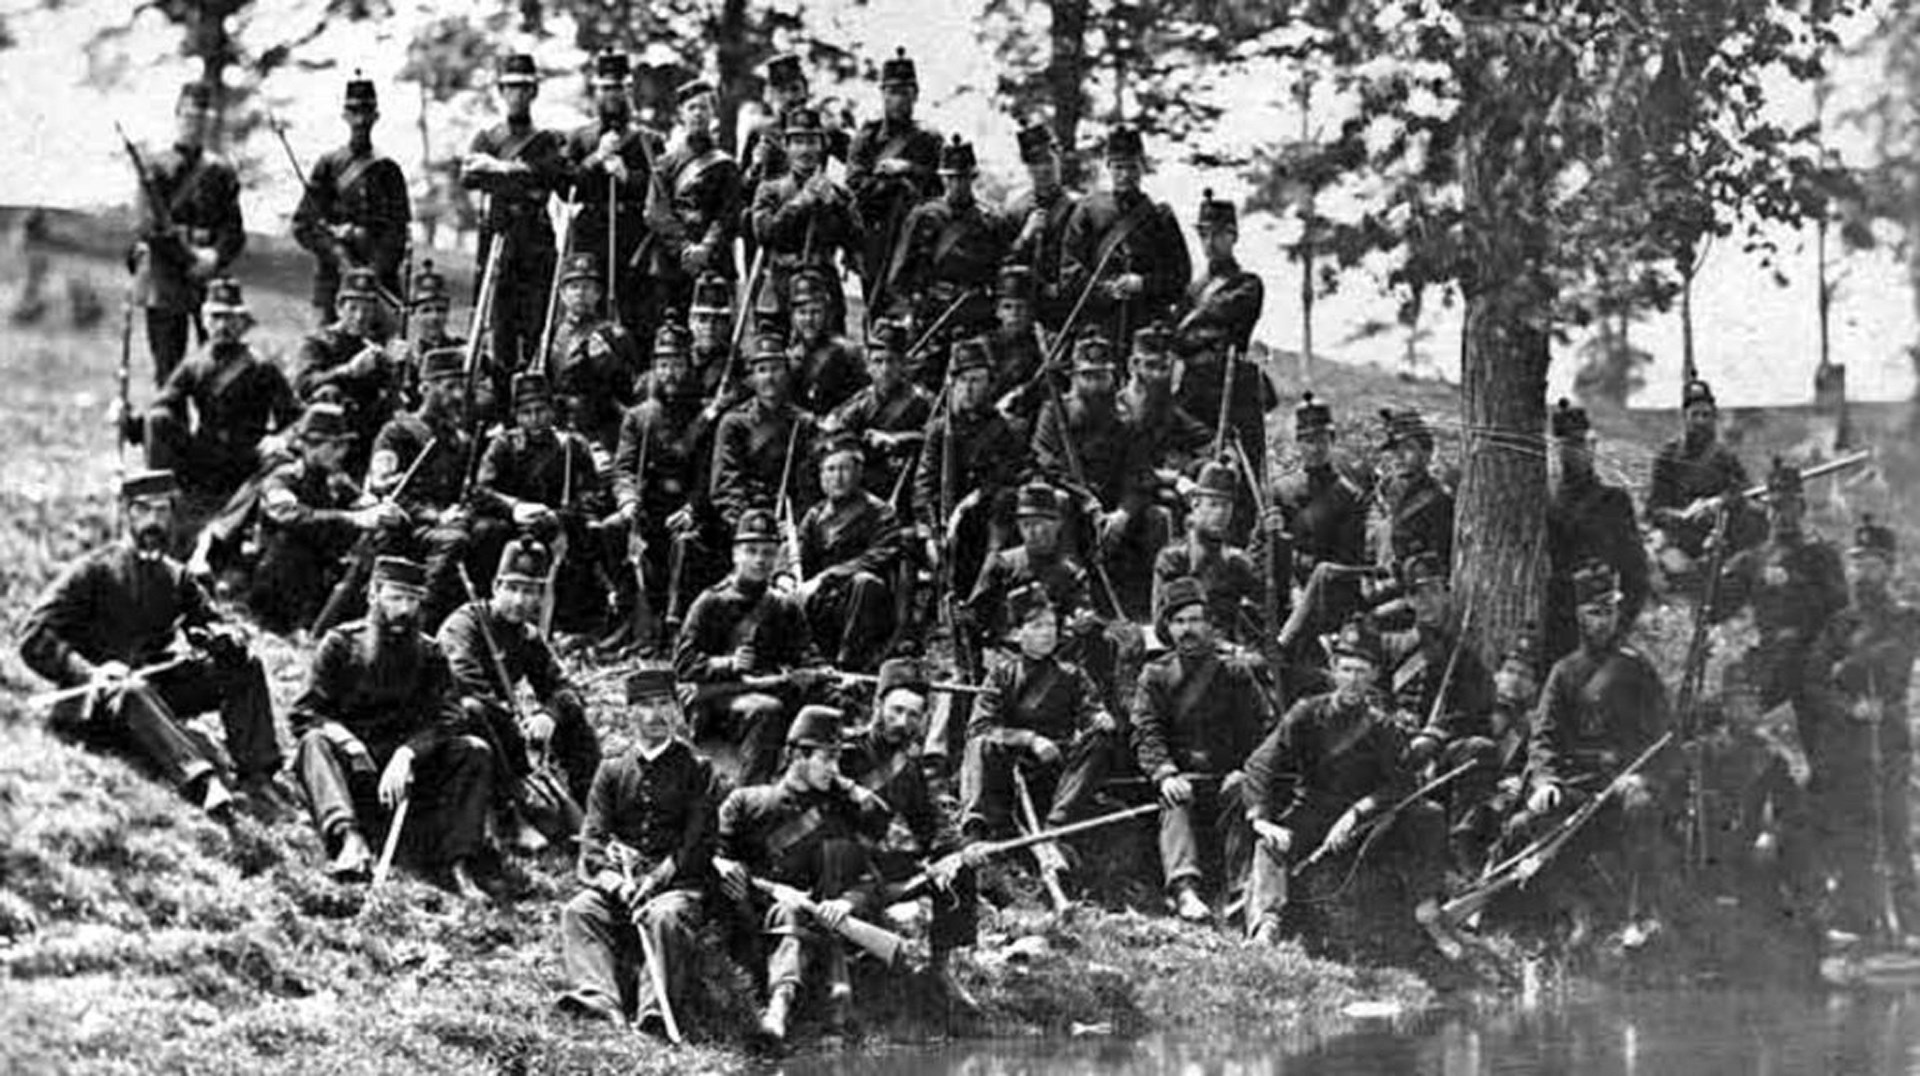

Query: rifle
[[1038, 369, 1130, 621], [608, 839, 686, 1045], [533, 193, 578, 377], [773, 418, 805, 592], [372, 793, 410, 888], [1276, 562, 1389, 650], [1230, 432, 1289, 672], [458, 239, 509, 489], [835, 671, 994, 697], [310, 437, 440, 635], [891, 802, 1158, 901], [1290, 757, 1478, 903], [935, 373, 981, 682], [539, 440, 575, 638], [1210, 346, 1237, 460], [621, 415, 660, 653], [750, 877, 923, 970], [113, 122, 191, 273], [116, 277, 136, 462], [27, 656, 191, 709], [1013, 767, 1072, 912], [1675, 495, 1732, 872], [903, 289, 976, 364], [267, 114, 407, 311]]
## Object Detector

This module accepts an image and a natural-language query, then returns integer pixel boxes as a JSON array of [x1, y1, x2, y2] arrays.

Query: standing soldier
[[1059, 125, 1190, 347], [738, 53, 811, 249], [1272, 393, 1372, 638], [710, 334, 820, 534], [290, 556, 494, 896], [541, 252, 643, 458], [648, 79, 741, 316], [1646, 378, 1760, 579], [1374, 408, 1454, 567], [1544, 399, 1650, 662], [19, 469, 283, 818], [392, 260, 467, 409], [916, 338, 1025, 597], [461, 53, 568, 376], [563, 51, 667, 340], [1151, 461, 1262, 645], [292, 72, 411, 327], [1003, 123, 1080, 331], [848, 48, 943, 311], [126, 81, 245, 385], [143, 278, 299, 506], [751, 106, 863, 333], [293, 267, 405, 478], [1173, 188, 1274, 499], [787, 268, 869, 415], [796, 432, 905, 671], [823, 318, 932, 501], [1131, 577, 1272, 922], [556, 668, 718, 1035], [880, 136, 1007, 344]]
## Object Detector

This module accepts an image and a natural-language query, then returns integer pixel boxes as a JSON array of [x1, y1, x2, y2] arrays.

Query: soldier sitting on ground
[[822, 318, 931, 502], [786, 268, 868, 415], [390, 260, 466, 410], [292, 267, 405, 478], [1151, 460, 1263, 648], [541, 251, 643, 460], [1645, 378, 1760, 582], [796, 431, 905, 672]]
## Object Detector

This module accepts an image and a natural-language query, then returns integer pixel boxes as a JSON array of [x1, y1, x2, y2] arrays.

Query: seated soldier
[[391, 258, 466, 410], [1151, 459, 1262, 646], [674, 508, 833, 784], [797, 431, 905, 671], [711, 331, 820, 536], [437, 538, 602, 847], [543, 251, 642, 459], [1123, 323, 1211, 488], [290, 556, 494, 897], [1244, 613, 1442, 946], [713, 706, 893, 1043], [556, 668, 719, 1036], [841, 658, 985, 1014], [1132, 577, 1271, 922], [292, 267, 403, 479], [787, 267, 868, 415], [915, 335, 1023, 601], [1452, 627, 1545, 875], [822, 318, 931, 503], [19, 469, 282, 818], [961, 583, 1117, 839]]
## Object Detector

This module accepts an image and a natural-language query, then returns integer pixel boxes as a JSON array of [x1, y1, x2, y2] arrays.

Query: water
[[788, 989, 1920, 1075]]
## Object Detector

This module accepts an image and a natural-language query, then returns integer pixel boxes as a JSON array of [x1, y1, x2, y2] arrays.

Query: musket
[[533, 192, 578, 377], [458, 239, 508, 489], [113, 122, 187, 269], [1276, 562, 1390, 650], [622, 413, 660, 651], [268, 113, 407, 311], [903, 289, 976, 363], [1014, 767, 1072, 912], [835, 671, 995, 697], [310, 437, 440, 635], [1211, 346, 1237, 460], [539, 440, 575, 638], [1230, 432, 1289, 671], [1291, 757, 1478, 903], [891, 802, 1159, 902], [773, 418, 805, 592], [750, 877, 924, 970], [27, 656, 190, 709], [116, 276, 136, 462], [715, 245, 769, 401], [934, 369, 982, 682], [1038, 369, 1129, 620]]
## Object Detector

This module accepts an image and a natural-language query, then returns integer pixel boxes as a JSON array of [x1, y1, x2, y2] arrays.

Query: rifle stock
[[310, 437, 440, 635], [751, 877, 921, 969]]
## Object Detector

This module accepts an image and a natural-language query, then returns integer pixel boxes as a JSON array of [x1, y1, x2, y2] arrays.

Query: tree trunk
[[1047, 0, 1089, 185], [715, 0, 752, 153]]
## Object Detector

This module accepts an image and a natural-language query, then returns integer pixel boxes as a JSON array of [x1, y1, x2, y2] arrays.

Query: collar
[[635, 736, 676, 763], [1207, 255, 1241, 275]]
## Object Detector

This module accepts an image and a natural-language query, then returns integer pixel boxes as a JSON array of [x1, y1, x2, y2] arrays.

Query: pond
[[787, 986, 1920, 1075]]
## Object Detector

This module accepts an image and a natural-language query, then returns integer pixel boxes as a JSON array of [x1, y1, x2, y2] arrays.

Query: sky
[[3, 0, 1914, 408]]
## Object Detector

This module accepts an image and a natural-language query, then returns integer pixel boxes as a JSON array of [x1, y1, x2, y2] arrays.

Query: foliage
[[1571, 318, 1652, 409]]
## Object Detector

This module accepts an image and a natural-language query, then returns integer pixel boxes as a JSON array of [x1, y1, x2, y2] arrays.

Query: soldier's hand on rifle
[[1406, 733, 1440, 769], [1106, 272, 1145, 300], [1261, 507, 1288, 536], [1087, 709, 1117, 736], [666, 505, 696, 535], [378, 746, 415, 809], [1097, 510, 1130, 558], [1158, 772, 1194, 806], [1323, 804, 1367, 853], [878, 157, 912, 178], [512, 502, 558, 530], [713, 856, 749, 903], [789, 665, 834, 693], [1849, 696, 1885, 724], [590, 867, 625, 896], [1252, 819, 1293, 857], [187, 246, 220, 282], [1030, 734, 1062, 766], [1617, 773, 1653, 810], [814, 896, 854, 930], [520, 708, 556, 748], [88, 659, 133, 696], [1526, 780, 1562, 815], [730, 644, 760, 676], [186, 548, 214, 584]]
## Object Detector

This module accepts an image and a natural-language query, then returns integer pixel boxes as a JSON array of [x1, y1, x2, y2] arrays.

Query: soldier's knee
[[446, 734, 495, 770], [730, 694, 785, 724]]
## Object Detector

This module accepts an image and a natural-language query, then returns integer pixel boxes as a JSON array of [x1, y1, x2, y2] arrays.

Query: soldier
[[556, 668, 718, 1034], [392, 260, 467, 408], [1003, 123, 1080, 331], [1646, 378, 1760, 577], [965, 481, 1095, 651], [1244, 613, 1437, 945], [823, 318, 932, 502], [562, 51, 667, 339], [1544, 399, 1650, 662], [787, 268, 869, 415], [143, 278, 299, 505], [439, 538, 601, 845], [291, 73, 411, 326], [461, 53, 568, 376], [1131, 576, 1272, 921], [750, 105, 863, 333], [292, 267, 404, 477], [688, 271, 743, 397], [710, 333, 820, 533], [1151, 461, 1261, 645], [1272, 393, 1371, 637], [840, 658, 984, 1013], [19, 469, 282, 817], [961, 583, 1117, 838], [290, 556, 493, 895], [1801, 517, 1920, 939], [1452, 628, 1546, 875], [674, 508, 833, 784], [1374, 408, 1454, 567], [738, 53, 811, 245], [541, 251, 643, 458], [1058, 125, 1190, 346], [647, 78, 741, 316], [880, 135, 1007, 343], [984, 265, 1051, 437], [127, 81, 245, 385], [1173, 188, 1275, 512], [848, 48, 943, 308], [1123, 324, 1212, 483], [797, 432, 905, 671], [713, 706, 893, 1042], [916, 337, 1025, 598]]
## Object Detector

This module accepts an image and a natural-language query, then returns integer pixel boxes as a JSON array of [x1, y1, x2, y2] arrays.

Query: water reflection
[[786, 989, 1920, 1075]]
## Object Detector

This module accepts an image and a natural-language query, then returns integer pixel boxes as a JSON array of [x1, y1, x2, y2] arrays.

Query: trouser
[[960, 730, 1116, 838], [60, 652, 282, 793], [1248, 800, 1447, 928], [560, 885, 704, 1022], [293, 722, 493, 868], [871, 847, 978, 953], [802, 569, 895, 672], [249, 529, 356, 636], [482, 232, 555, 375], [145, 307, 193, 386], [1496, 782, 1669, 915], [143, 410, 261, 502], [1817, 714, 1920, 935], [756, 839, 873, 993], [1157, 774, 1252, 896], [1433, 736, 1502, 869], [459, 693, 601, 808], [1062, 495, 1173, 621], [691, 691, 793, 787]]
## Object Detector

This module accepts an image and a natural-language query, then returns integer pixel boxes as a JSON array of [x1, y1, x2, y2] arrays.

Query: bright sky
[[4, 0, 1913, 407]]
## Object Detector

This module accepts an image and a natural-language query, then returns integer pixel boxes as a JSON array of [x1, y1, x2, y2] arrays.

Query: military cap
[[690, 271, 733, 314], [1072, 332, 1116, 372], [734, 508, 780, 545], [1399, 549, 1448, 589], [997, 264, 1036, 304], [497, 53, 539, 85], [625, 666, 677, 703], [299, 401, 352, 441], [949, 335, 993, 376], [1008, 581, 1054, 626], [1379, 407, 1433, 449], [749, 331, 790, 365], [1197, 188, 1236, 230], [880, 47, 918, 89], [372, 555, 428, 591], [1330, 612, 1383, 664], [1501, 623, 1543, 675], [495, 536, 551, 585], [1190, 460, 1238, 502], [591, 51, 632, 86], [783, 105, 825, 138], [337, 267, 381, 303], [1571, 559, 1621, 607], [1766, 456, 1803, 498], [790, 267, 833, 309], [938, 135, 978, 175], [1682, 378, 1717, 410], [343, 71, 378, 112], [1015, 481, 1063, 520], [1550, 397, 1590, 440], [1131, 323, 1170, 356], [817, 428, 865, 462], [764, 53, 805, 89], [876, 657, 931, 699], [120, 469, 179, 500], [410, 258, 450, 308], [1295, 391, 1333, 436], [1105, 124, 1144, 161], [511, 370, 552, 408], [676, 77, 715, 104], [177, 82, 214, 110], [1158, 575, 1210, 625], [653, 322, 691, 358], [202, 277, 248, 315], [420, 346, 465, 383], [560, 251, 602, 286], [1017, 122, 1058, 164], [787, 704, 845, 748], [866, 318, 908, 355], [1850, 514, 1898, 561]]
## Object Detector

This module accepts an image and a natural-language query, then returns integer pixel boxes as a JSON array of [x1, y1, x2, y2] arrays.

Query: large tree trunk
[[715, 0, 752, 153], [1046, 0, 1089, 184]]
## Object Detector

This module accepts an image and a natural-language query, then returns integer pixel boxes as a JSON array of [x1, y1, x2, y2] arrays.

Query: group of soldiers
[[23, 42, 1919, 1047]]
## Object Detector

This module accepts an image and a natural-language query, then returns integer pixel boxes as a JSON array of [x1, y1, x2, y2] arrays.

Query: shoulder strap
[[166, 154, 215, 218], [1090, 198, 1156, 277], [673, 148, 726, 197], [1171, 654, 1224, 718]]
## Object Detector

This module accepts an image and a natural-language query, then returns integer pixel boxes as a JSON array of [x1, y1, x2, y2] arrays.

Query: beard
[[365, 606, 424, 682], [133, 523, 169, 554]]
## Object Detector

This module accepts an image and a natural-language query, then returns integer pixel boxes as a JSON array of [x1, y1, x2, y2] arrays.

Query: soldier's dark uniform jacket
[[1004, 183, 1080, 328], [710, 399, 820, 528], [913, 405, 1023, 526], [1175, 255, 1263, 356], [292, 326, 400, 470], [1059, 189, 1191, 344], [1526, 642, 1671, 792], [790, 334, 868, 416], [462, 119, 568, 368], [147, 343, 299, 494], [988, 325, 1049, 419], [251, 454, 363, 631], [1546, 473, 1651, 660], [965, 546, 1093, 644], [847, 117, 943, 292], [545, 313, 642, 456], [1243, 690, 1411, 838], [750, 166, 863, 323], [1131, 646, 1270, 781], [576, 738, 718, 886], [560, 119, 667, 293], [437, 597, 598, 802], [1646, 435, 1753, 559], [1379, 468, 1454, 566], [673, 574, 821, 686], [291, 146, 411, 316], [1032, 396, 1152, 516], [648, 130, 742, 287], [798, 490, 901, 582], [1151, 538, 1261, 642], [1173, 254, 1274, 488], [841, 723, 980, 949], [473, 426, 609, 522], [369, 411, 470, 521], [881, 192, 1009, 328], [1380, 624, 1494, 742], [612, 392, 714, 524], [825, 379, 931, 498], [1274, 462, 1370, 579], [290, 623, 467, 749], [716, 771, 891, 890], [1128, 395, 1212, 478], [1714, 532, 1846, 710], [132, 142, 246, 315], [1802, 598, 1920, 758], [968, 654, 1106, 748], [961, 650, 1115, 831]]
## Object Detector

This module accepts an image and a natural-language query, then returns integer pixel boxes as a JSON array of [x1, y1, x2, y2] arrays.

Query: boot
[[498, 804, 549, 855], [1248, 914, 1282, 947], [446, 858, 489, 903], [928, 949, 982, 1017], [1172, 881, 1210, 924], [328, 827, 373, 881], [758, 984, 795, 1043]]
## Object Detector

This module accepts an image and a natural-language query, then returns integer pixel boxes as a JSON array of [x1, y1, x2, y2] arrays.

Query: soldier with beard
[[646, 79, 741, 316], [143, 278, 299, 505], [1003, 124, 1079, 332], [291, 74, 411, 327], [1647, 378, 1760, 577], [19, 469, 282, 818], [849, 49, 943, 310], [1544, 399, 1650, 662], [1151, 461, 1262, 646], [291, 556, 494, 897], [1374, 409, 1454, 567], [1059, 125, 1190, 347], [786, 268, 868, 415], [916, 337, 1024, 597], [293, 267, 404, 478], [823, 318, 931, 502], [1124, 324, 1211, 485], [737, 54, 811, 254], [541, 252, 643, 459], [751, 106, 862, 333], [562, 51, 667, 340], [880, 136, 1007, 344], [711, 334, 821, 532], [796, 432, 905, 672]]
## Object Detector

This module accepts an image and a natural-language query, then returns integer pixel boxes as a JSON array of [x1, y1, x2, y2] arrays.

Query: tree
[[398, 14, 502, 248]]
